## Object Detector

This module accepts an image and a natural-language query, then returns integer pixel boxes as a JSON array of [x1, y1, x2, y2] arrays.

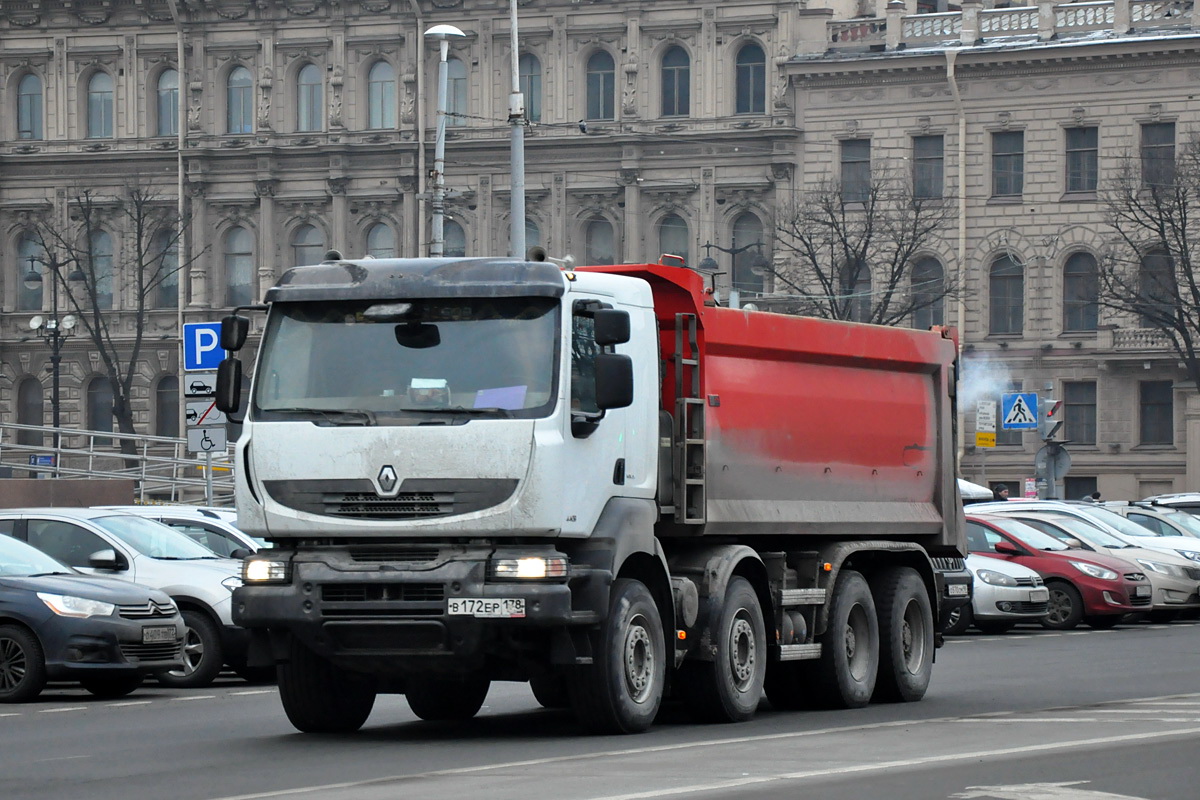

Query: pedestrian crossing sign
[[1001, 392, 1039, 430]]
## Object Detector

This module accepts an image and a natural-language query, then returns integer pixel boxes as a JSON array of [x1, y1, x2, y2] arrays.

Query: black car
[[0, 534, 185, 702]]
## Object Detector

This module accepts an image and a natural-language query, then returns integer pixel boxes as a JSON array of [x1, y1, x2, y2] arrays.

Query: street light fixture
[[424, 23, 465, 258], [23, 257, 84, 469], [697, 239, 769, 309]]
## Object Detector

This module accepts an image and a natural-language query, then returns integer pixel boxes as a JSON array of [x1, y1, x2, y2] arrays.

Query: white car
[[97, 505, 266, 559], [943, 553, 1048, 635]]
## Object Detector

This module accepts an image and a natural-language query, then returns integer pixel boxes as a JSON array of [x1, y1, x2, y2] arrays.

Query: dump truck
[[216, 255, 966, 734]]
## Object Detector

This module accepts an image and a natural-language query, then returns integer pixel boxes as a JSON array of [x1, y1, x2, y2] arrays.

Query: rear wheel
[[1084, 614, 1123, 629], [156, 610, 223, 688], [871, 567, 933, 703], [278, 638, 376, 733], [1041, 582, 1084, 631], [530, 674, 570, 709], [942, 604, 973, 636], [679, 577, 766, 723], [0, 625, 46, 703], [80, 674, 143, 699], [406, 675, 491, 721], [810, 570, 878, 709]]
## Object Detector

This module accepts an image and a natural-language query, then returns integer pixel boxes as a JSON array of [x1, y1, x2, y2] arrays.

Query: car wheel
[[1041, 581, 1084, 631], [80, 674, 144, 699], [406, 675, 491, 721], [0, 625, 47, 703], [974, 621, 1015, 635], [156, 610, 224, 688], [942, 604, 973, 636], [1084, 614, 1122, 630]]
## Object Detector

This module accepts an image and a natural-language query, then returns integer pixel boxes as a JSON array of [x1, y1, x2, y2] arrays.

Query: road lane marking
[[177, 695, 217, 701], [230, 690, 276, 696], [35, 755, 91, 763], [0, 712, 20, 717], [106, 701, 152, 708], [38, 707, 85, 713]]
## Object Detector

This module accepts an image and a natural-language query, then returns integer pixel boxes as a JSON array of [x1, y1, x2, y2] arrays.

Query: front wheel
[[811, 570, 878, 709], [278, 637, 376, 733], [0, 625, 47, 703], [679, 576, 766, 723], [1041, 582, 1084, 631], [80, 674, 143, 699], [871, 567, 933, 703], [156, 610, 223, 688], [406, 676, 490, 721]]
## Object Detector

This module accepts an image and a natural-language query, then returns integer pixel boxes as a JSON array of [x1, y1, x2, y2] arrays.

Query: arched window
[[17, 232, 43, 311], [153, 228, 179, 309], [1063, 252, 1099, 332], [91, 230, 114, 309], [227, 66, 253, 134], [661, 47, 690, 118], [519, 54, 542, 123], [292, 224, 326, 265], [155, 376, 179, 438], [224, 226, 254, 307], [87, 377, 115, 444], [157, 68, 179, 137], [731, 212, 765, 294], [841, 261, 872, 323], [525, 219, 542, 253], [16, 378, 44, 446], [735, 43, 766, 115], [1138, 249, 1175, 328], [658, 214, 689, 266], [989, 254, 1024, 334], [585, 51, 615, 121], [366, 223, 396, 259], [297, 63, 323, 132], [911, 257, 945, 329], [446, 58, 467, 127], [367, 61, 396, 129], [87, 72, 115, 139], [444, 220, 467, 257], [584, 218, 615, 265], [17, 73, 43, 140]]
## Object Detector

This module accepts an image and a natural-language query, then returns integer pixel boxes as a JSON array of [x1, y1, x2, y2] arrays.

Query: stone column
[[961, 0, 982, 45], [185, 181, 208, 307], [255, 179, 277, 291], [620, 168, 641, 263], [1037, 0, 1057, 40], [329, 175, 349, 254]]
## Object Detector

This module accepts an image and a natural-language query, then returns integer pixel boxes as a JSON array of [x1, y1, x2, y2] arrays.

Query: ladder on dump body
[[673, 313, 705, 524]]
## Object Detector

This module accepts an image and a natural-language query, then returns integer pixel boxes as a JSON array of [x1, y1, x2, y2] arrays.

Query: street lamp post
[[697, 239, 769, 309], [23, 256, 83, 469], [424, 24, 465, 258], [507, 0, 526, 259]]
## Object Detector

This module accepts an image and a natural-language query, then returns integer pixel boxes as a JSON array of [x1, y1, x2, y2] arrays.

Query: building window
[[156, 69, 179, 137], [1065, 126, 1098, 193], [16, 378, 44, 446], [91, 230, 114, 309], [87, 377, 115, 443], [1141, 122, 1175, 188], [17, 231, 43, 312], [297, 63, 323, 132], [997, 380, 1023, 446], [17, 73, 43, 140], [584, 218, 615, 265], [227, 66, 253, 134], [658, 214, 689, 266], [661, 46, 690, 118], [841, 261, 872, 323], [735, 43, 765, 115], [1138, 249, 1175, 328], [292, 224, 325, 266], [1064, 381, 1097, 445], [989, 254, 1023, 334], [1139, 380, 1173, 445], [153, 229, 179, 309], [224, 226, 254, 307], [585, 51, 615, 121], [991, 131, 1024, 197], [367, 61, 396, 130], [1062, 251, 1098, 332], [841, 139, 871, 203], [519, 54, 542, 123], [911, 257, 944, 329], [732, 212, 766, 295], [444, 220, 466, 257], [156, 375, 179, 438], [366, 223, 395, 259], [446, 58, 467, 127], [1064, 476, 1098, 501], [87, 72, 115, 139], [912, 135, 944, 200]]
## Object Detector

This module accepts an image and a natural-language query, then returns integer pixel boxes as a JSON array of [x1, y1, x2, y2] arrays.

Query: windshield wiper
[[26, 571, 73, 577], [401, 406, 514, 418], [264, 407, 377, 426]]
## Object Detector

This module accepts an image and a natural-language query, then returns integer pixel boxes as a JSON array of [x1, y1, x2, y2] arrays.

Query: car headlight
[[489, 556, 569, 580], [221, 576, 244, 592], [1136, 558, 1183, 577], [1175, 550, 1200, 563], [37, 592, 116, 618], [1070, 561, 1118, 580], [975, 569, 1018, 587], [243, 558, 291, 583]]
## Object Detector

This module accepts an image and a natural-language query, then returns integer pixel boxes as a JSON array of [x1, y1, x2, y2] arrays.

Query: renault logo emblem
[[377, 465, 398, 495]]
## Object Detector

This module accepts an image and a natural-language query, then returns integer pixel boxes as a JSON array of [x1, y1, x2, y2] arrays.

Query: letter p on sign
[[184, 322, 227, 371]]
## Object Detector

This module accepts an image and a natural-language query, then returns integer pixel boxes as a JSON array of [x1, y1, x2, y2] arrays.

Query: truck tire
[[0, 624, 47, 703], [156, 610, 224, 689], [941, 604, 973, 636], [1041, 581, 1084, 631], [871, 567, 933, 703], [80, 674, 144, 699], [406, 676, 491, 721], [530, 674, 570, 709], [812, 569, 878, 709], [679, 576, 766, 723], [278, 638, 376, 733], [568, 578, 665, 734]]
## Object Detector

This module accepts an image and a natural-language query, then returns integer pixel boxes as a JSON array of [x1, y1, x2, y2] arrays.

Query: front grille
[[120, 641, 182, 662], [264, 478, 518, 521], [1130, 593, 1153, 607], [932, 557, 965, 571], [1185, 566, 1200, 581], [117, 600, 178, 620], [1014, 577, 1044, 588], [997, 601, 1049, 614], [322, 583, 445, 603], [335, 492, 453, 518], [1125, 573, 1148, 582], [348, 548, 441, 564]]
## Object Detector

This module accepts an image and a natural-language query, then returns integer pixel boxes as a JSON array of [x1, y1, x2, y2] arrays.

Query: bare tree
[[768, 167, 960, 326], [31, 180, 196, 457], [1100, 134, 1200, 387]]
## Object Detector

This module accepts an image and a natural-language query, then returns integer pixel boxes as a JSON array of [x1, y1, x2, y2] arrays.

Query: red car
[[965, 514, 1152, 630]]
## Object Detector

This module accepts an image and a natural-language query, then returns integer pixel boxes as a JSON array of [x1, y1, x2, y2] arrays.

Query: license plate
[[142, 625, 176, 644], [947, 584, 969, 597], [1135, 585, 1152, 597], [448, 598, 525, 618], [1029, 588, 1049, 603]]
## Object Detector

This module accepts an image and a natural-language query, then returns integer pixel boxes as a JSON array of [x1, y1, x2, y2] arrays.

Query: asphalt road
[[3, 620, 1199, 800]]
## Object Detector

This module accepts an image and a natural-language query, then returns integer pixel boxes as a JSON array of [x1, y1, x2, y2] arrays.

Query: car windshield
[[987, 517, 1069, 550], [1156, 509, 1200, 537], [253, 298, 560, 423], [1080, 506, 1174, 538], [92, 515, 218, 560], [1019, 516, 1129, 549], [0, 534, 74, 576]]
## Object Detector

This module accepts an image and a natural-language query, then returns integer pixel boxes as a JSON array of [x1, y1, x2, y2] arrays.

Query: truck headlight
[[490, 556, 569, 580], [975, 569, 1018, 587], [37, 592, 116, 618], [1070, 561, 1118, 580], [243, 558, 291, 583]]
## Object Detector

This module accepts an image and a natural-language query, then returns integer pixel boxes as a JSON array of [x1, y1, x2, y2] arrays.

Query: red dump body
[[579, 263, 962, 553]]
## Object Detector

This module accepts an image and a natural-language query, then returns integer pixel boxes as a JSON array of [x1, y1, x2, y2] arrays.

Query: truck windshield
[[253, 297, 560, 422]]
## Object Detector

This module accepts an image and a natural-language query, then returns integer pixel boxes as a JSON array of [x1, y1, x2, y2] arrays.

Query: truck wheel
[[0, 625, 47, 703], [679, 576, 766, 723], [942, 604, 973, 636], [80, 674, 143, 699], [530, 674, 570, 709], [812, 570, 878, 709], [278, 638, 376, 733], [406, 676, 490, 721], [568, 578, 665, 734], [871, 567, 933, 703], [156, 610, 224, 689], [1041, 581, 1084, 631]]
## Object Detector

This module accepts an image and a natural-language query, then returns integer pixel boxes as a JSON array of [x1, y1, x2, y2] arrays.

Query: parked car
[[0, 533, 184, 702], [964, 513, 1151, 629], [942, 553, 1048, 635], [1139, 493, 1200, 516], [96, 506, 265, 559], [1105, 503, 1200, 540], [1003, 511, 1200, 622], [0, 508, 249, 688]]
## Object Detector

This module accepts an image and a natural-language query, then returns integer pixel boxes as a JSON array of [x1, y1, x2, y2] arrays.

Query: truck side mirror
[[221, 315, 250, 352], [593, 310, 631, 346], [594, 353, 633, 410], [215, 357, 243, 414]]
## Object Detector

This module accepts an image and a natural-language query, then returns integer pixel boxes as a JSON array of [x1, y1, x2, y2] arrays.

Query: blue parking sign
[[184, 322, 226, 371], [1001, 392, 1039, 430]]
